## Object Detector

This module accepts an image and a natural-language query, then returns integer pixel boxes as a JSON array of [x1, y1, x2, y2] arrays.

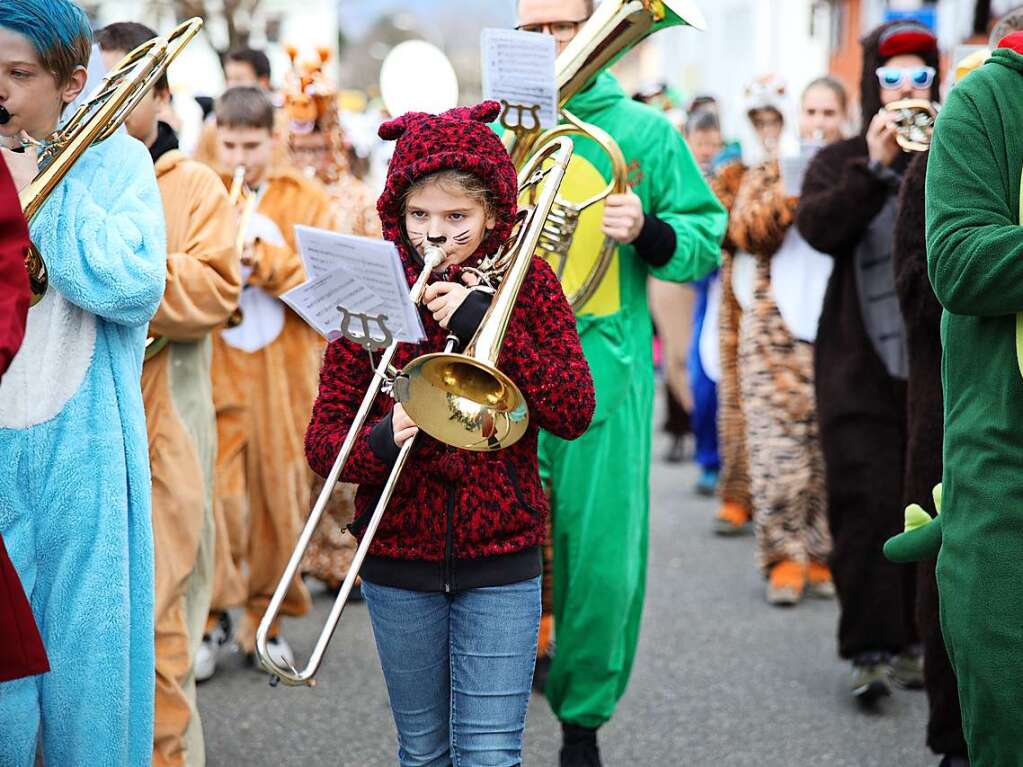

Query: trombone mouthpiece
[[424, 244, 446, 270], [0, 105, 10, 125]]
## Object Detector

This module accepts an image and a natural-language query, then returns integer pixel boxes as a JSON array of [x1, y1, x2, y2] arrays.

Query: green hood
[[565, 72, 627, 120], [990, 46, 1023, 74]]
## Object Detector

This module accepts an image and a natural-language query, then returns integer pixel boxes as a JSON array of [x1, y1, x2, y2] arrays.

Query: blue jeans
[[362, 577, 541, 767], [688, 274, 720, 472]]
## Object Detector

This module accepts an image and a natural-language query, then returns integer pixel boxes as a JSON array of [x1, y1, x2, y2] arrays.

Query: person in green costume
[[887, 30, 1023, 766], [516, 3, 726, 765]]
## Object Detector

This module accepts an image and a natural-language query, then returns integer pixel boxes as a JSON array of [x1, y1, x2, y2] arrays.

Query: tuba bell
[[254, 136, 575, 686], [17, 19, 203, 308], [885, 99, 938, 153], [502, 0, 706, 310]]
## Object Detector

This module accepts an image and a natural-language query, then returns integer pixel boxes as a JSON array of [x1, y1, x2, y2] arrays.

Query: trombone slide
[[254, 246, 446, 686]]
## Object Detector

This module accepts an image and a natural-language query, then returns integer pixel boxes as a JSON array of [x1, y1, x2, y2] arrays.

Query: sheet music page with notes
[[283, 227, 426, 344], [481, 28, 558, 129]]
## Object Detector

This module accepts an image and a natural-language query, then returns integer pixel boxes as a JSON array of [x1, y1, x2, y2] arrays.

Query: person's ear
[[61, 65, 89, 106], [485, 210, 497, 230]]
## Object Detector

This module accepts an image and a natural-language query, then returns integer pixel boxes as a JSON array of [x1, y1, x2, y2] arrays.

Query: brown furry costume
[[795, 21, 939, 659], [710, 161, 752, 518], [208, 167, 336, 652], [144, 146, 241, 767], [892, 151, 966, 757]]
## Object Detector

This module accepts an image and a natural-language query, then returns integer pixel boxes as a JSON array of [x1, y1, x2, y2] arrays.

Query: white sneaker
[[195, 613, 231, 683], [195, 637, 217, 683], [263, 635, 295, 672]]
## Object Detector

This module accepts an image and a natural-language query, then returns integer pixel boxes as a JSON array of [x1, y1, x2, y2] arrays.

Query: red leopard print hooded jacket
[[304, 101, 595, 591]]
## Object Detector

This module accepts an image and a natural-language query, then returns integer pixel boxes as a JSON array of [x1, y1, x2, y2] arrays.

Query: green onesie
[[539, 72, 725, 727], [916, 47, 1023, 765]]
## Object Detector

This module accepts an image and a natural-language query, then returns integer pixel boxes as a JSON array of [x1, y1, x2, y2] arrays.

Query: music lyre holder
[[500, 100, 543, 165], [338, 304, 394, 360]]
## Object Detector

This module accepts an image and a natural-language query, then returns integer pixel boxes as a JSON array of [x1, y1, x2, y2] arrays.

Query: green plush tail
[[884, 512, 943, 562], [883, 484, 944, 563]]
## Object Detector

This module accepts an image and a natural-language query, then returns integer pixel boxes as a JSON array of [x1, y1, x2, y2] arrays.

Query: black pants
[[819, 404, 917, 659]]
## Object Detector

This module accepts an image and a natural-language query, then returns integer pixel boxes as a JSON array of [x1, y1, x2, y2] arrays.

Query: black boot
[[560, 723, 602, 767]]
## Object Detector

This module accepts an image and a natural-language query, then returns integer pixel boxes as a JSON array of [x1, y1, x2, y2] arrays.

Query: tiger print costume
[[729, 160, 830, 572], [710, 162, 753, 522]]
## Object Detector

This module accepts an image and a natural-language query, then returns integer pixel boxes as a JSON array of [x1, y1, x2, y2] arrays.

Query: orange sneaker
[[807, 561, 836, 599], [713, 501, 751, 536], [766, 560, 805, 606]]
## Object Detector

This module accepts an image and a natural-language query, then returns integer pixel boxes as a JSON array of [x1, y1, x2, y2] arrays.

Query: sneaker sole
[[852, 678, 892, 704], [767, 593, 801, 606]]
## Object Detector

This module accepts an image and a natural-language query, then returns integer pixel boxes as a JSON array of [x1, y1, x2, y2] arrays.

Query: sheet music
[[287, 227, 426, 344], [481, 28, 558, 129], [282, 268, 389, 342]]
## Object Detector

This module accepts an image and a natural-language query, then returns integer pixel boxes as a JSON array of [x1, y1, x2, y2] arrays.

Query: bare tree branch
[[169, 0, 261, 54]]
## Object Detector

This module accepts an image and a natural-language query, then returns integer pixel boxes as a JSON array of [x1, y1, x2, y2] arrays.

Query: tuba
[[255, 136, 575, 686], [18, 19, 203, 308], [502, 0, 705, 310], [885, 99, 938, 153]]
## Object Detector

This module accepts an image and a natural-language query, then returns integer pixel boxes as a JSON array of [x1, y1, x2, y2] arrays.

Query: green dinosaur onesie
[[538, 72, 725, 727], [891, 46, 1023, 765]]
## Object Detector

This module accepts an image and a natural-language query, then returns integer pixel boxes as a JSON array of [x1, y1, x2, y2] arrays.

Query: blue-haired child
[[0, 1, 166, 764]]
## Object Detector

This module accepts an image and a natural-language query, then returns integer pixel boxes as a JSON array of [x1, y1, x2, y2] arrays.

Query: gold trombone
[[255, 136, 575, 686], [885, 99, 938, 153], [19, 18, 203, 308], [502, 0, 705, 310]]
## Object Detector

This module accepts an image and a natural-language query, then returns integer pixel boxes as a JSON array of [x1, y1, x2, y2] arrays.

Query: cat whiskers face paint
[[402, 178, 497, 267]]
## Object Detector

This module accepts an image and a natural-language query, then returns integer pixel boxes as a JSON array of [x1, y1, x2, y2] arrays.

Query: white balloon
[[380, 40, 459, 116]]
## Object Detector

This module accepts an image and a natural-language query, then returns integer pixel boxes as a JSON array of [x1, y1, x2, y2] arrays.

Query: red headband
[[879, 22, 938, 59]]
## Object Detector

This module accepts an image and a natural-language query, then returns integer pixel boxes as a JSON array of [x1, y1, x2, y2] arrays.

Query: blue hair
[[0, 0, 92, 84]]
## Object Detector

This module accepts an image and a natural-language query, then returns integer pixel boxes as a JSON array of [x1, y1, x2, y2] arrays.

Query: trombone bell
[[399, 355, 528, 451]]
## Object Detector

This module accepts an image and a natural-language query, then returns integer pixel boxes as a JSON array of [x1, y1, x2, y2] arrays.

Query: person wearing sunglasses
[[795, 20, 940, 707], [515, 2, 727, 766]]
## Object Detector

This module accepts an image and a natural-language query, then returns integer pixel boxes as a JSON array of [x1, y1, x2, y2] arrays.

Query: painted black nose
[[427, 234, 447, 244], [0, 105, 10, 126]]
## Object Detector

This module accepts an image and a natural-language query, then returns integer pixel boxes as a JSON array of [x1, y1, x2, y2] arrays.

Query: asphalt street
[[198, 420, 934, 767]]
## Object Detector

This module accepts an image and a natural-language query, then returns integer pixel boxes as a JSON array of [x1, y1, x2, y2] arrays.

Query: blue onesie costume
[[0, 134, 166, 765]]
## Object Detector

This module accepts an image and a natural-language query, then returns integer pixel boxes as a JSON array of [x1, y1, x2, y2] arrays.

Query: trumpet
[[255, 136, 575, 686], [226, 166, 256, 329], [885, 99, 938, 153], [19, 19, 202, 308], [502, 0, 705, 310]]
